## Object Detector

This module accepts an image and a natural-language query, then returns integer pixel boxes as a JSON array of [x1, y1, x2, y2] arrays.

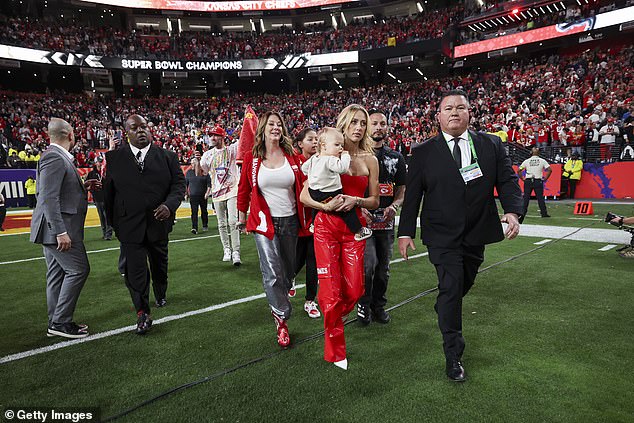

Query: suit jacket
[[398, 130, 523, 249], [104, 144, 185, 243], [30, 146, 88, 245]]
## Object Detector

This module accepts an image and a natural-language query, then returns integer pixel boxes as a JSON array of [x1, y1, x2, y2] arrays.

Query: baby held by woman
[[301, 127, 372, 241]]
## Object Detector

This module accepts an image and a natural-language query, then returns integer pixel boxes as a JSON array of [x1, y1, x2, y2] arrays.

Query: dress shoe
[[541, 214, 551, 218], [357, 303, 371, 325], [136, 312, 153, 335], [446, 359, 466, 382], [372, 308, 391, 324], [155, 298, 167, 308], [47, 322, 89, 339]]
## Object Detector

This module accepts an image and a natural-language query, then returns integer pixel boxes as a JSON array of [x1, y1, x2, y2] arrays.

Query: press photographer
[[605, 212, 634, 258]]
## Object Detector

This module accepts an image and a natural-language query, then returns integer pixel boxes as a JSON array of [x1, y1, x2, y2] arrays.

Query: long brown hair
[[336, 104, 374, 153], [252, 111, 294, 159]]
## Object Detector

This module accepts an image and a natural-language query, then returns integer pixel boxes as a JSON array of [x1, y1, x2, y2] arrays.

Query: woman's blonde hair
[[335, 104, 374, 153], [253, 111, 294, 159]]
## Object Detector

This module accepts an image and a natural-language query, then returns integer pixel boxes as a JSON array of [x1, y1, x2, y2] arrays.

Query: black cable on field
[[102, 220, 599, 422]]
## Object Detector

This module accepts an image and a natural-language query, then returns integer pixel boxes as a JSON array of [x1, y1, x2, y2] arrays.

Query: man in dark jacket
[[398, 90, 523, 382], [104, 114, 185, 334]]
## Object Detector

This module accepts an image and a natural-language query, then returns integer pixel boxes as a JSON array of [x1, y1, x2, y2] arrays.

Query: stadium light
[[387, 72, 396, 80], [546, 4, 553, 14], [416, 2, 423, 13], [331, 14, 338, 29], [260, 19, 265, 33], [340, 12, 347, 26], [416, 68, 424, 76], [512, 8, 519, 14], [333, 77, 340, 84]]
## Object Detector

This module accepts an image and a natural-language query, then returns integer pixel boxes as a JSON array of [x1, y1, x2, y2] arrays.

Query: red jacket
[[237, 151, 311, 239]]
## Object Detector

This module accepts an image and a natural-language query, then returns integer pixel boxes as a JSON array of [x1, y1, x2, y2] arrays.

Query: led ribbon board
[[454, 6, 634, 58], [0, 46, 358, 71], [74, 0, 358, 11]]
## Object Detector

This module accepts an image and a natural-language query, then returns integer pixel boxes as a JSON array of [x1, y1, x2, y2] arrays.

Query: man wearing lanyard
[[518, 147, 552, 219], [398, 90, 523, 382]]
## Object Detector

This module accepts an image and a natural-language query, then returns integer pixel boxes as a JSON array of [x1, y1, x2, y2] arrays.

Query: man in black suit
[[104, 115, 185, 334], [397, 90, 523, 382]]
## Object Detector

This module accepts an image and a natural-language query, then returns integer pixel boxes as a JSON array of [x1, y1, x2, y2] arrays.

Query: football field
[[1, 201, 633, 422]]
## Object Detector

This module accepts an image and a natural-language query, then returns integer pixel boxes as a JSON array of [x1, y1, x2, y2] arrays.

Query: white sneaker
[[334, 358, 348, 370], [232, 251, 241, 266], [354, 227, 373, 241], [304, 301, 321, 319], [222, 248, 231, 262]]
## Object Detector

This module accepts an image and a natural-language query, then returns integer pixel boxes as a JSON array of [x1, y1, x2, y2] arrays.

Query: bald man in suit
[[31, 118, 95, 339], [104, 114, 185, 335]]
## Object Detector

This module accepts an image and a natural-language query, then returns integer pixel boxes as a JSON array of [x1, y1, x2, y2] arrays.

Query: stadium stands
[[1, 44, 631, 168]]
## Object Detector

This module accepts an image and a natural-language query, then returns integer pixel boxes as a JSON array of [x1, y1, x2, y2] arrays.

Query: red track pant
[[314, 212, 365, 363]]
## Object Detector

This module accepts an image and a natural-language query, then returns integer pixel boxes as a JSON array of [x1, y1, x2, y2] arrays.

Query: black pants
[[95, 201, 113, 239], [27, 194, 36, 208], [522, 178, 548, 217], [294, 235, 318, 301], [120, 237, 169, 314], [568, 179, 578, 199], [360, 229, 394, 310], [190, 195, 208, 230], [0, 206, 6, 229], [428, 245, 484, 361], [309, 187, 362, 234]]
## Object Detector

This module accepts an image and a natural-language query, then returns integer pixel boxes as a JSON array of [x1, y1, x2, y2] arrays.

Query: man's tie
[[452, 138, 462, 168], [135, 151, 144, 172]]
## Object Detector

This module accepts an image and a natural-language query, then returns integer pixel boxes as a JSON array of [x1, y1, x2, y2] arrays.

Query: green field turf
[[1, 201, 633, 422]]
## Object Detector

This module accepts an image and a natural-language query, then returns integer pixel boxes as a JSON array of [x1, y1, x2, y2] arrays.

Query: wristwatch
[[390, 203, 401, 212]]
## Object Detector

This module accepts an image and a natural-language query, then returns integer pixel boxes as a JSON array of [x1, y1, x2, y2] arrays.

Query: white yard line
[[0, 252, 432, 365], [533, 239, 552, 245], [598, 244, 617, 251], [0, 234, 220, 265]]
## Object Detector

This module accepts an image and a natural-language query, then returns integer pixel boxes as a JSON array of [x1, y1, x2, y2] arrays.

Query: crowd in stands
[[1, 44, 633, 170], [0, 6, 463, 60]]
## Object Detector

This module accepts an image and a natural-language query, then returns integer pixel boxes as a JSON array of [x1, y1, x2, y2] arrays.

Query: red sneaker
[[272, 312, 290, 348]]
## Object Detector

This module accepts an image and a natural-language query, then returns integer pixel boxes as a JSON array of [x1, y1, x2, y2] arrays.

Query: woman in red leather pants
[[301, 104, 379, 370]]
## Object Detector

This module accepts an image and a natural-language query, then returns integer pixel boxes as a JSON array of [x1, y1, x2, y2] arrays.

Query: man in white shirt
[[196, 125, 241, 265], [599, 118, 619, 162], [518, 147, 552, 219]]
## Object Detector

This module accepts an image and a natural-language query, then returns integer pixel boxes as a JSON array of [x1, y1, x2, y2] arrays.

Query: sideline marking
[[0, 253, 430, 365], [598, 244, 617, 251], [533, 239, 552, 245], [0, 234, 220, 265]]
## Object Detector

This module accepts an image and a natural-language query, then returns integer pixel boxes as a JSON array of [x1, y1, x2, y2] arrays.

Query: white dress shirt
[[129, 143, 151, 162], [442, 130, 472, 168], [49, 142, 74, 162]]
